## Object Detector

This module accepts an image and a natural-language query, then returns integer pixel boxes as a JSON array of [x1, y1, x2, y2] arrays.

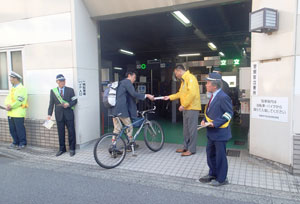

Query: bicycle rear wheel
[[93, 133, 126, 169], [144, 120, 164, 152]]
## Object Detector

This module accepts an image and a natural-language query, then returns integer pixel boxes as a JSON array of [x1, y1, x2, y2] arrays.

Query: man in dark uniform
[[213, 67, 230, 96], [47, 74, 77, 157], [199, 72, 233, 186]]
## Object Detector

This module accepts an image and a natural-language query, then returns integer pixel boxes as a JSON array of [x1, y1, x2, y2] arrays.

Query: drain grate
[[226, 150, 240, 157], [234, 140, 246, 146]]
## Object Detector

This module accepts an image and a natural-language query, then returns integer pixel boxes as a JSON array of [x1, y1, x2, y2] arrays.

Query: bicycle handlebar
[[139, 106, 156, 118]]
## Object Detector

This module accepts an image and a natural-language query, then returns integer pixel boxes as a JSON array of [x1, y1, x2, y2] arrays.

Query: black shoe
[[70, 150, 75, 157], [211, 178, 229, 187], [108, 145, 123, 155], [199, 175, 216, 183], [126, 142, 139, 152], [56, 150, 66, 157]]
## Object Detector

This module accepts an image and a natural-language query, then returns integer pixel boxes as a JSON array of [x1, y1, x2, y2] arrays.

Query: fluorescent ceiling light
[[219, 52, 225, 57], [178, 53, 201, 57], [172, 11, 192, 27], [119, 49, 134, 56], [208, 42, 217, 51], [114, 67, 123, 70]]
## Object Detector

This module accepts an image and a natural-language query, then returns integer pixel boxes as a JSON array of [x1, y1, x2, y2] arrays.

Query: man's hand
[[47, 115, 51, 120], [178, 105, 185, 112], [6, 105, 11, 111], [207, 122, 214, 127], [63, 103, 70, 108], [201, 120, 206, 126], [163, 96, 170, 100], [146, 94, 154, 101]]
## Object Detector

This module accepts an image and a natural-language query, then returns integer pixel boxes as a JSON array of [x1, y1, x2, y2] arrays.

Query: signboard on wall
[[251, 96, 288, 122], [78, 80, 86, 97], [251, 62, 259, 95]]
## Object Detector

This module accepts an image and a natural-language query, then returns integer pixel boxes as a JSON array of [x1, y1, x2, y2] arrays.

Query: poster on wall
[[78, 80, 86, 97], [251, 62, 259, 96], [251, 96, 288, 122]]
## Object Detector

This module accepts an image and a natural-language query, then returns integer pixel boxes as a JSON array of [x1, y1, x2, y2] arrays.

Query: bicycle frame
[[114, 114, 155, 143]]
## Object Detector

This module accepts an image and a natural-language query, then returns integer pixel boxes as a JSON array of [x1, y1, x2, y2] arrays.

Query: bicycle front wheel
[[93, 133, 126, 169], [144, 120, 164, 152]]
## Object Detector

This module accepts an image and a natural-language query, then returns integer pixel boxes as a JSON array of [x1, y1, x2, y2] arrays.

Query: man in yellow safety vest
[[5, 71, 28, 150]]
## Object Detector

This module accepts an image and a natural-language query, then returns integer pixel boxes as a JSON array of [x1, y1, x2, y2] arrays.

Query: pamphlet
[[43, 120, 54, 130]]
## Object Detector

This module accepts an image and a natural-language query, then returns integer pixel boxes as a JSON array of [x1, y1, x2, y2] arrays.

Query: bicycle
[[93, 106, 164, 169]]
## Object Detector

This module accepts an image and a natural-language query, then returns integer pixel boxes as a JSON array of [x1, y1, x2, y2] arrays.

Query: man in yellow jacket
[[5, 71, 28, 150], [164, 64, 201, 156]]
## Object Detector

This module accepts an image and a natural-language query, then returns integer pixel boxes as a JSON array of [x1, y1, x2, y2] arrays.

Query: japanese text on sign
[[251, 97, 288, 122], [78, 80, 86, 97]]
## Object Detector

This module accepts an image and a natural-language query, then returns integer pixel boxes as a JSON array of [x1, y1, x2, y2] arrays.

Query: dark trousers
[[56, 115, 76, 151], [206, 138, 228, 183], [8, 117, 27, 146]]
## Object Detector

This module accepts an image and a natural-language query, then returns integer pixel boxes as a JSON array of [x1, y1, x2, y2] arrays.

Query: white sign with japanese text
[[78, 80, 87, 97], [251, 96, 288, 122]]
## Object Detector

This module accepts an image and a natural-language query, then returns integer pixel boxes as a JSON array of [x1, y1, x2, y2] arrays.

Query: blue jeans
[[8, 117, 27, 146]]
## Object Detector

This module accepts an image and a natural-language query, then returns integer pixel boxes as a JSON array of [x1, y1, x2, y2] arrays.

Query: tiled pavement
[[1, 141, 300, 194]]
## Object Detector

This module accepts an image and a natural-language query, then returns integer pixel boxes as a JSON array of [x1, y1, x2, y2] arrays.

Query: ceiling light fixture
[[119, 49, 134, 56], [208, 42, 217, 51], [113, 67, 123, 70], [178, 53, 201, 57], [219, 52, 225, 57], [171, 11, 192, 27]]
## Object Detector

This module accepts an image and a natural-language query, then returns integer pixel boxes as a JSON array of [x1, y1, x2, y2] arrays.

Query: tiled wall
[[294, 135, 300, 175], [0, 118, 69, 150]]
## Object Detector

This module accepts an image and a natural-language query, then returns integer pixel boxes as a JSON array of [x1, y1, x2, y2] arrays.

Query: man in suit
[[112, 71, 154, 149], [199, 72, 233, 186], [213, 67, 230, 96], [47, 74, 77, 157], [164, 64, 201, 156]]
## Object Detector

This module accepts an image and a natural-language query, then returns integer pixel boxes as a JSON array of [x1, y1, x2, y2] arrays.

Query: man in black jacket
[[47, 74, 77, 157], [112, 71, 154, 148]]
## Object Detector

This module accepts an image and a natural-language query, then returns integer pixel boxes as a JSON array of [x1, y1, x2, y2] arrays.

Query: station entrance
[[98, 0, 252, 150]]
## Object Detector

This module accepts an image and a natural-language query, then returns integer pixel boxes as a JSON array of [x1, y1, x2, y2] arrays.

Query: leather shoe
[[176, 148, 187, 153], [56, 150, 66, 157], [199, 175, 216, 183], [70, 150, 75, 157], [181, 150, 194, 156]]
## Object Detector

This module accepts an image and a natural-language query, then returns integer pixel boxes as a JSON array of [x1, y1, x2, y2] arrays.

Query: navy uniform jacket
[[48, 87, 77, 122], [112, 79, 145, 118], [204, 90, 233, 141]]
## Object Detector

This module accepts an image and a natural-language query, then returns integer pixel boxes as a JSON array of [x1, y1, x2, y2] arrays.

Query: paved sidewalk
[[1, 141, 300, 194]]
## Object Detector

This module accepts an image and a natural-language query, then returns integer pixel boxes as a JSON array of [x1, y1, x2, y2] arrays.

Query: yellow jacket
[[5, 83, 28, 117], [169, 70, 201, 110]]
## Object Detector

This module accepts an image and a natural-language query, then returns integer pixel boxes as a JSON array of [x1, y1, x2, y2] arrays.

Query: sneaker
[[210, 178, 229, 187], [126, 142, 139, 152], [199, 175, 216, 183], [8, 143, 17, 149], [17, 145, 26, 150]]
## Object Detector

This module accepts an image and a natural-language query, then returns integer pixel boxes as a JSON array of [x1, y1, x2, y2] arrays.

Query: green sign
[[141, 64, 146, 69], [220, 59, 240, 66], [233, 59, 240, 65], [220, 60, 227, 66]]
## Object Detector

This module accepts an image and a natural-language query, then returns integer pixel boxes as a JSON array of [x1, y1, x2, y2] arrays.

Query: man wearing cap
[[47, 74, 77, 157], [5, 71, 28, 150], [213, 67, 230, 96], [163, 64, 201, 156], [199, 72, 233, 186]]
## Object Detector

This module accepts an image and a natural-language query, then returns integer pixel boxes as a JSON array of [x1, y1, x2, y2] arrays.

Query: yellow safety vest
[[5, 83, 28, 117], [204, 105, 230, 128]]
